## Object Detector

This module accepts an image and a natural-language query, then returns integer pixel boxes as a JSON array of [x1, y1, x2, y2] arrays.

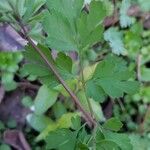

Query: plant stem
[[79, 53, 94, 118], [18, 22, 96, 127]]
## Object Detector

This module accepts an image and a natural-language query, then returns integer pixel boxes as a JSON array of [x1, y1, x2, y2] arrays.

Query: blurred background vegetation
[[0, 0, 150, 149]]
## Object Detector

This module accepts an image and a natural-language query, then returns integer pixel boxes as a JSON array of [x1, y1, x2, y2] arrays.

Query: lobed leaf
[[104, 27, 126, 55], [21, 44, 74, 87], [43, 0, 107, 52], [103, 130, 133, 150], [120, 0, 133, 28], [86, 55, 140, 102], [103, 118, 123, 131]]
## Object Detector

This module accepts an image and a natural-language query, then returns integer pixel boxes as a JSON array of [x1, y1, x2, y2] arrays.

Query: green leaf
[[22, 44, 74, 87], [22, 63, 49, 76], [17, 0, 26, 17], [39, 54, 74, 87], [83, 63, 97, 81], [96, 128, 105, 141], [21, 45, 53, 79], [90, 99, 106, 122], [86, 79, 106, 102], [86, 55, 140, 100], [26, 113, 53, 132], [77, 19, 104, 49], [77, 91, 90, 112], [141, 67, 150, 82], [52, 101, 67, 119], [2, 80, 17, 91], [103, 118, 123, 131], [1, 55, 19, 70], [44, 0, 84, 51], [32, 0, 46, 15], [23, 44, 54, 65], [96, 140, 120, 150], [76, 127, 91, 147], [46, 129, 76, 150], [0, 0, 12, 13], [124, 23, 143, 57], [104, 27, 126, 55], [34, 85, 58, 115], [76, 142, 89, 150], [129, 134, 150, 150], [46, 0, 83, 22], [28, 23, 44, 43], [36, 113, 78, 141], [56, 113, 79, 129], [120, 0, 133, 28], [86, 1, 106, 30], [36, 123, 57, 142], [96, 79, 139, 98], [1, 72, 17, 91], [54, 79, 77, 97], [77, 1, 106, 49], [23, 0, 46, 21], [22, 96, 33, 108], [1, 72, 14, 83], [103, 130, 133, 150], [71, 116, 81, 130], [44, 0, 106, 51], [77, 91, 105, 121], [43, 10, 78, 51], [104, 27, 125, 55], [55, 52, 73, 78]]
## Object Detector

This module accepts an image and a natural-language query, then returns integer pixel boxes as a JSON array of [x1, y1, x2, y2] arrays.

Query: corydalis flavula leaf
[[43, 0, 107, 51], [103, 117, 123, 132], [86, 55, 140, 102], [104, 27, 126, 55], [21, 44, 74, 87], [120, 0, 133, 28], [0, 0, 45, 21]]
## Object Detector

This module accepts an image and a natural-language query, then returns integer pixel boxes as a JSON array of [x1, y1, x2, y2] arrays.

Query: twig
[[18, 82, 39, 90], [139, 105, 150, 134], [17, 21, 96, 127], [0, 85, 5, 104], [117, 98, 125, 112]]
